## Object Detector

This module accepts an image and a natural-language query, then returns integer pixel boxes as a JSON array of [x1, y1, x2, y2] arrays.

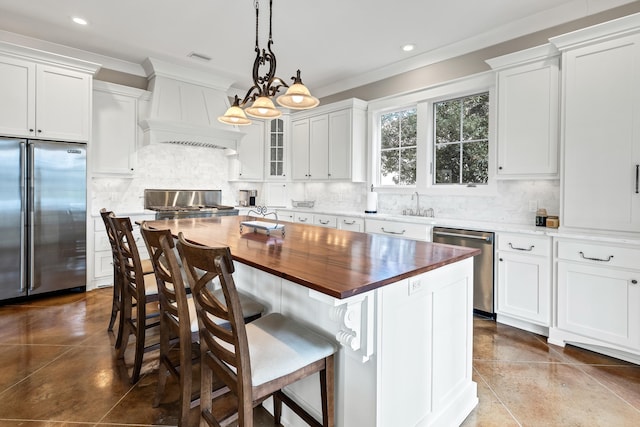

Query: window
[[268, 118, 284, 177], [379, 108, 417, 185], [433, 93, 489, 185], [371, 73, 493, 192]]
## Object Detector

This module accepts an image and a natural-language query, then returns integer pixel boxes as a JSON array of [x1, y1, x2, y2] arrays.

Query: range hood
[[139, 57, 244, 150]]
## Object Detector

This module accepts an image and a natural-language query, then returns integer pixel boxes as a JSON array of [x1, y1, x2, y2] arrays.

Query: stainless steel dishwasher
[[432, 227, 495, 318]]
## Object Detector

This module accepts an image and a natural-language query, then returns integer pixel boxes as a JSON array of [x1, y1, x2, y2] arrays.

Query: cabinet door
[[36, 64, 91, 142], [92, 89, 137, 175], [328, 109, 351, 180], [308, 115, 329, 180], [291, 119, 310, 180], [237, 121, 265, 181], [0, 56, 35, 137], [266, 117, 288, 179], [562, 34, 640, 232], [557, 261, 640, 350], [497, 252, 550, 325], [496, 58, 558, 177]]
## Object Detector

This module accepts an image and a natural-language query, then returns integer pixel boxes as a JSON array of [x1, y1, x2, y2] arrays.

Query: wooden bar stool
[[110, 214, 161, 384], [100, 208, 153, 349], [177, 233, 337, 427], [140, 222, 266, 426]]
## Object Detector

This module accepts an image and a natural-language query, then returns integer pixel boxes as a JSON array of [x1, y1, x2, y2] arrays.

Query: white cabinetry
[[496, 232, 551, 333], [230, 121, 264, 181], [337, 216, 364, 232], [0, 45, 98, 142], [293, 211, 314, 224], [92, 82, 149, 175], [551, 18, 640, 232], [314, 214, 337, 228], [365, 218, 432, 241], [276, 209, 295, 223], [91, 213, 154, 289], [487, 44, 559, 178], [551, 238, 640, 363], [291, 98, 366, 182], [265, 117, 289, 180]]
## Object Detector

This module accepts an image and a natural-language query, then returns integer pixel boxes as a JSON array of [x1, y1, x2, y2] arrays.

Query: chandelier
[[218, 0, 319, 126]]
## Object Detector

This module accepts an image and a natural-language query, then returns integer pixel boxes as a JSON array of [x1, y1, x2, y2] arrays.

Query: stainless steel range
[[144, 189, 239, 220]]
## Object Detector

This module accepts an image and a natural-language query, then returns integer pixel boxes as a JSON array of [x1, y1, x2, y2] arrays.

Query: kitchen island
[[145, 216, 480, 427]]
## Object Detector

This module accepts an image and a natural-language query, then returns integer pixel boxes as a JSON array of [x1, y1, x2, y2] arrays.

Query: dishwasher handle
[[433, 230, 493, 243]]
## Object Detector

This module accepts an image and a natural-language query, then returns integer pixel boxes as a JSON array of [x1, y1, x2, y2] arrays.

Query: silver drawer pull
[[298, 218, 308, 222], [579, 251, 614, 262], [319, 220, 330, 225], [343, 220, 356, 225], [381, 227, 405, 235], [508, 243, 534, 251]]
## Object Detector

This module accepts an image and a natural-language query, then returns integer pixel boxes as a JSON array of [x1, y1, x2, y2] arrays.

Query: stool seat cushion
[[246, 313, 337, 386]]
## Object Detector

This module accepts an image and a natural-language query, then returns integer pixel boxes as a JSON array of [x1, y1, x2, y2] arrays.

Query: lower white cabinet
[[314, 213, 337, 228], [551, 238, 640, 360], [496, 233, 551, 331], [275, 209, 295, 223], [365, 218, 432, 241], [90, 213, 154, 289], [294, 212, 314, 224], [337, 216, 364, 232]]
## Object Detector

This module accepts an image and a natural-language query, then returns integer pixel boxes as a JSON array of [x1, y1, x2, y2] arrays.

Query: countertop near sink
[[273, 207, 640, 245]]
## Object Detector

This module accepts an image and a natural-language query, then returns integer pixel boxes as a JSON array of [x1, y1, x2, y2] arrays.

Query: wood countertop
[[143, 216, 479, 299]]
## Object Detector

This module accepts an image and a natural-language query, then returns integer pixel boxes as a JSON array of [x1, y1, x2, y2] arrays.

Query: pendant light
[[218, 0, 319, 125]]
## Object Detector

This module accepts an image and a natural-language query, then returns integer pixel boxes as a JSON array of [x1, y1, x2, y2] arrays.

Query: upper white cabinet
[[487, 44, 559, 179], [0, 44, 98, 142], [92, 82, 149, 175], [229, 120, 265, 181], [291, 98, 367, 182], [265, 117, 289, 180], [551, 16, 640, 233]]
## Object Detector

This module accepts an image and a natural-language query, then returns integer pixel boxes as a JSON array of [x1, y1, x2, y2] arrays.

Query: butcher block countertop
[[143, 216, 479, 299]]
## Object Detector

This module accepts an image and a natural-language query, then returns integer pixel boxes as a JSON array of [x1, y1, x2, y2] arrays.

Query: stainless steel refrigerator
[[0, 138, 86, 301]]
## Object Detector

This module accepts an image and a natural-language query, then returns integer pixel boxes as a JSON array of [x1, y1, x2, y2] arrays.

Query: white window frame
[[368, 72, 497, 196]]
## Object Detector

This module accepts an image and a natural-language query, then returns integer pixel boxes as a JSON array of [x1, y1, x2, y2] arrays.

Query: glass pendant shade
[[245, 96, 282, 119], [218, 103, 251, 125], [277, 82, 320, 109]]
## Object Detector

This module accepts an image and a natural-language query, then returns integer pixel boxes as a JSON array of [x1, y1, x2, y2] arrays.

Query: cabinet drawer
[[337, 216, 364, 232], [497, 233, 550, 256], [366, 219, 431, 241], [314, 214, 337, 228], [557, 240, 640, 270], [294, 213, 314, 224], [276, 210, 296, 223]]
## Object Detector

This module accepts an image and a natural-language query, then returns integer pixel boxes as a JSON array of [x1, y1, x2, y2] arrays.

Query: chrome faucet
[[411, 191, 420, 216]]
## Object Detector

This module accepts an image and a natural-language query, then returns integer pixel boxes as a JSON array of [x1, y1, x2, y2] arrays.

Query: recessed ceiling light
[[402, 44, 415, 52], [72, 17, 88, 26]]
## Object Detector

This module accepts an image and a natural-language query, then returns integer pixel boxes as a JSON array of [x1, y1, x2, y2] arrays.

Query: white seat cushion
[[246, 313, 337, 386]]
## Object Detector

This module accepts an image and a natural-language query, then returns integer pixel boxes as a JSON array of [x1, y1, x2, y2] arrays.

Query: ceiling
[[0, 0, 635, 98]]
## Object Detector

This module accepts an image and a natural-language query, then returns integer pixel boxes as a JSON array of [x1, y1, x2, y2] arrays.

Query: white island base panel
[[234, 258, 478, 427]]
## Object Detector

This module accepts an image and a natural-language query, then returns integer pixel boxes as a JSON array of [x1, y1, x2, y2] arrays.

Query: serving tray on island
[[240, 220, 285, 236]]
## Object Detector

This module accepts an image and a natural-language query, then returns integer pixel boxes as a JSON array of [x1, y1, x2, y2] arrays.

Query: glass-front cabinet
[[266, 116, 289, 180]]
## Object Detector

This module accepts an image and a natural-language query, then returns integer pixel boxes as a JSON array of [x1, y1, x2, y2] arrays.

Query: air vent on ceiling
[[187, 51, 212, 62]]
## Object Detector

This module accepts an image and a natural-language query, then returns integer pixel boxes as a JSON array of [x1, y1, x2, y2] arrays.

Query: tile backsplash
[[91, 143, 559, 226]]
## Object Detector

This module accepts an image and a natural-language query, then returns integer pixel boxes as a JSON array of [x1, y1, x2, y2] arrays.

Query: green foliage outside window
[[380, 108, 417, 185], [434, 93, 489, 185]]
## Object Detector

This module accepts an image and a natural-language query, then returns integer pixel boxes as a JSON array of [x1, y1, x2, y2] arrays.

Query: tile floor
[[0, 288, 639, 426]]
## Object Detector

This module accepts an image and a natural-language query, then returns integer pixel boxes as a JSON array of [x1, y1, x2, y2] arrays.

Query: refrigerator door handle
[[20, 142, 27, 293], [28, 142, 35, 292]]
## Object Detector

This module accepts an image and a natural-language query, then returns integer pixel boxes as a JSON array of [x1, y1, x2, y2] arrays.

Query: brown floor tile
[[474, 360, 640, 426], [2, 288, 640, 426]]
